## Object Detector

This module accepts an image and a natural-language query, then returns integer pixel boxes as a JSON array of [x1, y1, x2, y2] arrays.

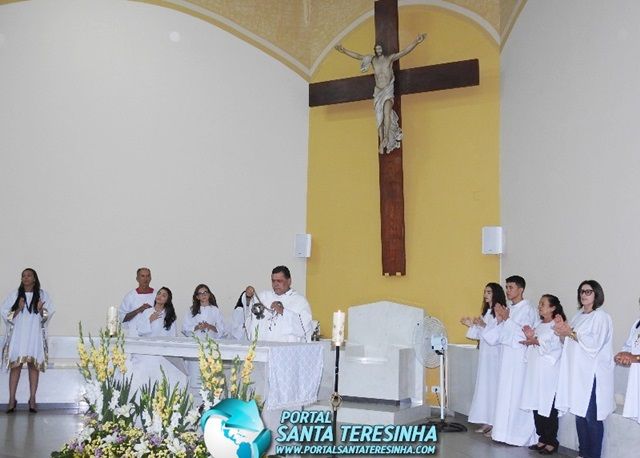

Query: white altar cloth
[[124, 336, 324, 410]]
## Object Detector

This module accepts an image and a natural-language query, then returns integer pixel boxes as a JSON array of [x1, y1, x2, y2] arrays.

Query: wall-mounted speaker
[[482, 226, 503, 255], [294, 233, 311, 258]]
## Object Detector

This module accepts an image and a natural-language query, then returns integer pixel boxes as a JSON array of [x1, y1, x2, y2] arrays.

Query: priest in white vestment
[[555, 280, 614, 458], [246, 266, 312, 343], [483, 275, 539, 446], [119, 267, 155, 329], [615, 317, 640, 424]]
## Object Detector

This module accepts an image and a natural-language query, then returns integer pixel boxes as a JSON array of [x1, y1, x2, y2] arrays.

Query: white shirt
[[555, 308, 615, 421], [128, 307, 177, 337], [521, 320, 563, 417], [182, 304, 226, 339], [248, 288, 312, 342], [119, 288, 155, 327], [483, 299, 539, 446], [466, 310, 502, 425], [621, 318, 640, 422]]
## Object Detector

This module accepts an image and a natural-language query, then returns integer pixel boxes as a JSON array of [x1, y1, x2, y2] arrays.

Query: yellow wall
[[307, 6, 500, 348]]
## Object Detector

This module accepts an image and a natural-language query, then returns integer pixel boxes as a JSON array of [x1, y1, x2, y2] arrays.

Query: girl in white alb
[[460, 282, 506, 435], [182, 284, 226, 339]]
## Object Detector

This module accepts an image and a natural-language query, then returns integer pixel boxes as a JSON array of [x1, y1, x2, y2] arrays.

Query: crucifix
[[309, 0, 479, 276]]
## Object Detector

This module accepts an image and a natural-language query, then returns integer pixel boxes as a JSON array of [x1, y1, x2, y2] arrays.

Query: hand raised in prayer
[[553, 320, 572, 337], [460, 317, 473, 327], [523, 325, 535, 340], [494, 304, 509, 323], [149, 310, 162, 322], [615, 351, 634, 366], [472, 316, 486, 328], [271, 301, 284, 315], [17, 297, 26, 313], [37, 300, 45, 313]]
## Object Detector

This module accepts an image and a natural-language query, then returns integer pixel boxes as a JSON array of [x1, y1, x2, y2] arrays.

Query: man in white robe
[[118, 267, 155, 329], [246, 266, 312, 343], [483, 275, 539, 446]]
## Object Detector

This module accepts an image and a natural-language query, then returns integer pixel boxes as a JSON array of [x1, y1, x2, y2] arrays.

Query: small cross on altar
[[309, 0, 479, 276]]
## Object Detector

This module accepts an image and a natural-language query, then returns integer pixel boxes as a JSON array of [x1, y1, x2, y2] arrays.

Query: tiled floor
[[0, 408, 574, 458]]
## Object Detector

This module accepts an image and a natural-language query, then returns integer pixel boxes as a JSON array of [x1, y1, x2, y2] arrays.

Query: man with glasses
[[243, 265, 312, 343], [484, 275, 539, 447], [119, 267, 155, 329]]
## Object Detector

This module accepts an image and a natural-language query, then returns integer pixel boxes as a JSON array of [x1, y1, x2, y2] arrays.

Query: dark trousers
[[534, 404, 559, 448], [575, 378, 604, 458]]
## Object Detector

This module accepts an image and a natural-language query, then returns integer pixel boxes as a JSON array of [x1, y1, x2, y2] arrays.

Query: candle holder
[[330, 310, 345, 457], [330, 341, 343, 456]]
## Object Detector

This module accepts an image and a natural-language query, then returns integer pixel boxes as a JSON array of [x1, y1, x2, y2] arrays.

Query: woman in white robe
[[614, 316, 640, 423], [520, 295, 566, 455], [182, 284, 226, 395], [1, 268, 54, 413], [460, 282, 505, 434], [127, 287, 185, 393], [182, 284, 226, 340], [555, 280, 615, 458]]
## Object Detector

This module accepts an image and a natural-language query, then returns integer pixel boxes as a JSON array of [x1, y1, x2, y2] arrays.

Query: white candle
[[332, 310, 345, 346], [107, 305, 118, 336]]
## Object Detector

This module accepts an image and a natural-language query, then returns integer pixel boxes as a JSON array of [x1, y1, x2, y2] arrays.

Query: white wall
[[0, 0, 309, 335], [501, 0, 640, 350]]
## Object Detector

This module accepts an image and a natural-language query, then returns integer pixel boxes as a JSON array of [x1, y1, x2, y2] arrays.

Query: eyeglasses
[[580, 289, 594, 296], [197, 291, 209, 296]]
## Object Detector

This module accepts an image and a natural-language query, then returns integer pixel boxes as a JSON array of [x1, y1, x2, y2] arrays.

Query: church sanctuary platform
[[449, 344, 640, 457]]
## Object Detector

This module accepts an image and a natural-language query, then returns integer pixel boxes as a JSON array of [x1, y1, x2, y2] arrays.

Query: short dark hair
[[505, 275, 526, 290], [577, 280, 605, 310], [272, 265, 291, 279]]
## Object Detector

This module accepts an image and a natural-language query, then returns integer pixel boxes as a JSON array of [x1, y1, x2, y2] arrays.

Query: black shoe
[[539, 446, 557, 455], [528, 444, 545, 451], [6, 400, 17, 414], [28, 398, 37, 414]]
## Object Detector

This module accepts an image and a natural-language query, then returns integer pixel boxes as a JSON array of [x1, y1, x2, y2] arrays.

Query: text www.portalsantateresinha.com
[[274, 444, 437, 455]]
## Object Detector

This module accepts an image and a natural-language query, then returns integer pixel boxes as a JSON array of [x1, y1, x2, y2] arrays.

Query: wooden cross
[[309, 0, 479, 276]]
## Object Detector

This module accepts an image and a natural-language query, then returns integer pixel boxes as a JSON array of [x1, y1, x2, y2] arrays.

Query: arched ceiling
[[142, 0, 525, 79], [9, 0, 525, 80]]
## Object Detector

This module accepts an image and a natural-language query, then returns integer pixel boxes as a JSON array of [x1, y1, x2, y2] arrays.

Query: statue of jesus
[[335, 34, 426, 154]]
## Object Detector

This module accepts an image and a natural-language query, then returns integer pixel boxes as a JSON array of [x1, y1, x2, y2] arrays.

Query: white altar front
[[0, 336, 325, 412], [125, 336, 324, 410]]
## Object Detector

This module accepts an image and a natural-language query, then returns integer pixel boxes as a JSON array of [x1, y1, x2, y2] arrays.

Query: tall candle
[[332, 310, 345, 346], [107, 305, 118, 336]]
